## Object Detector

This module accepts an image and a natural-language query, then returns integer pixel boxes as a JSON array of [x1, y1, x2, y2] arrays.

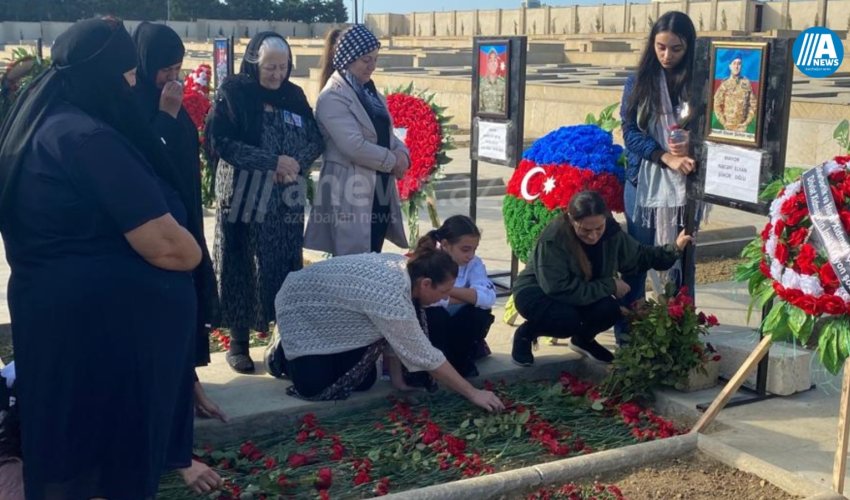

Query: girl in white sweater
[[419, 216, 496, 377]]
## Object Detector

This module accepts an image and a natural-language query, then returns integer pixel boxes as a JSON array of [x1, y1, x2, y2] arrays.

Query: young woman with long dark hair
[[511, 191, 693, 366], [618, 11, 699, 342]]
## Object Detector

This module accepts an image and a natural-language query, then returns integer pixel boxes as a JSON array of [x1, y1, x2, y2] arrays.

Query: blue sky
[[348, 0, 611, 22]]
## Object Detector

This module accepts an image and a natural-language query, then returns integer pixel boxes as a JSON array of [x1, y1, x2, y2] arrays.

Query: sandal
[[226, 352, 255, 374]]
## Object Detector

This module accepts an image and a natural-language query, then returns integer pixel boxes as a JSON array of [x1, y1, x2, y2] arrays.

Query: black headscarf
[[132, 21, 185, 115], [0, 18, 180, 230]]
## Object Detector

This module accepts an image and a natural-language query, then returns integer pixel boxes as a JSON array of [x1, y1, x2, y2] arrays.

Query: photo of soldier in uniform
[[707, 43, 766, 146], [477, 43, 509, 118]]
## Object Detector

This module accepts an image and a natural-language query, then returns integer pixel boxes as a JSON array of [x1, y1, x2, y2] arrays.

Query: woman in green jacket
[[511, 190, 692, 366]]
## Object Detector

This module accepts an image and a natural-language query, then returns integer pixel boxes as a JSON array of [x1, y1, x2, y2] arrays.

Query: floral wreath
[[503, 124, 625, 262], [386, 83, 453, 245], [739, 155, 850, 374]]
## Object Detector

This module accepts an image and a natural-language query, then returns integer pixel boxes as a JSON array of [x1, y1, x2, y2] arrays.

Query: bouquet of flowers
[[737, 156, 850, 374], [600, 285, 720, 402], [503, 124, 625, 263], [386, 83, 454, 246]]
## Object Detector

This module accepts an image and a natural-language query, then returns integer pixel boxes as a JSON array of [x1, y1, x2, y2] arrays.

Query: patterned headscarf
[[332, 25, 381, 71]]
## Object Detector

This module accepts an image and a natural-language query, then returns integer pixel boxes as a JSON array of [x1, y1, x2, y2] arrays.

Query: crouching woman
[[272, 251, 504, 413], [511, 190, 693, 366]]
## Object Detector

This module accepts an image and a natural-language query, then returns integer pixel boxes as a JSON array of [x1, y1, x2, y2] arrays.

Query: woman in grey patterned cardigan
[[267, 251, 505, 413]]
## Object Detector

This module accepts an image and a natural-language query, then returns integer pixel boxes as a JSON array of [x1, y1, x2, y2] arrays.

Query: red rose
[[668, 303, 685, 320], [706, 314, 719, 326], [315, 467, 333, 490]]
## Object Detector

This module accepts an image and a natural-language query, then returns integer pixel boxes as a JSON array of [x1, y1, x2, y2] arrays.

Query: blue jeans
[[614, 181, 696, 344]]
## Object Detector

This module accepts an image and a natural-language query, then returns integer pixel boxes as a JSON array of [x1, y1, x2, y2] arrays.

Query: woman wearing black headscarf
[[207, 32, 324, 373], [0, 18, 215, 497], [132, 22, 226, 423]]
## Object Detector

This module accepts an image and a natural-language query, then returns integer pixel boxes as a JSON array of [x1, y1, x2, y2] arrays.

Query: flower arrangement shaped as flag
[[503, 124, 625, 262]]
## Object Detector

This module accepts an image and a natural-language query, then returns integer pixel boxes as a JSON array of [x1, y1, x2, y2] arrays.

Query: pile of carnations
[[527, 481, 626, 500], [158, 375, 684, 498], [736, 156, 850, 374], [503, 124, 625, 262], [386, 83, 453, 245]]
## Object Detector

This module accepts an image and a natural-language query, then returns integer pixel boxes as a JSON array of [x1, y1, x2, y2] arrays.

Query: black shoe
[[511, 324, 535, 367], [226, 351, 255, 374], [263, 329, 287, 379], [569, 337, 614, 364]]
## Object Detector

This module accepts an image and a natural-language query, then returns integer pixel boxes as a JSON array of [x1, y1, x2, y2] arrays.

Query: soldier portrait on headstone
[[708, 44, 766, 146], [478, 44, 509, 117]]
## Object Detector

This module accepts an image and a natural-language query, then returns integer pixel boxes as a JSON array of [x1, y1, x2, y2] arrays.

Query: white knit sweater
[[275, 253, 447, 372]]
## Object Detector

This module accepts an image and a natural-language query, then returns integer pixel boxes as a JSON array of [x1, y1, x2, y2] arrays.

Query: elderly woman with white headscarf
[[304, 25, 410, 257], [207, 31, 324, 373]]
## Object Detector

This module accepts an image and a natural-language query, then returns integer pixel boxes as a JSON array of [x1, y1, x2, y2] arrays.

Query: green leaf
[[762, 302, 790, 341], [796, 316, 815, 345], [466, 433, 478, 440], [787, 305, 808, 336], [367, 449, 381, 462], [819, 317, 844, 374], [835, 119, 850, 152], [460, 419, 470, 429], [590, 401, 604, 411], [514, 425, 523, 438], [748, 280, 775, 324], [517, 411, 530, 424]]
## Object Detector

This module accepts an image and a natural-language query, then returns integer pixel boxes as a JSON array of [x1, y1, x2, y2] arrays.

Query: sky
[[348, 0, 617, 22]]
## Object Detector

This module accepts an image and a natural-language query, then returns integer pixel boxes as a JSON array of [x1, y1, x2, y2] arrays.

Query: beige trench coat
[[304, 71, 410, 256]]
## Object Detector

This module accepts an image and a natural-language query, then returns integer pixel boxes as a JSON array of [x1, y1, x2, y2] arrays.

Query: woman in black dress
[[132, 22, 226, 424], [0, 18, 212, 498], [207, 32, 324, 373]]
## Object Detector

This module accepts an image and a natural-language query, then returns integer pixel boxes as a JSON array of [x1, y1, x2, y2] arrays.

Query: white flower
[[799, 274, 824, 297]]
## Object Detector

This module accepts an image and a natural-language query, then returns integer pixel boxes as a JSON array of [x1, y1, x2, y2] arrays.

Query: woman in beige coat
[[304, 25, 410, 256]]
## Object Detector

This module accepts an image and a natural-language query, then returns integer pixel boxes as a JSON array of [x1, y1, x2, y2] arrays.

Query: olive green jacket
[[513, 216, 680, 306]]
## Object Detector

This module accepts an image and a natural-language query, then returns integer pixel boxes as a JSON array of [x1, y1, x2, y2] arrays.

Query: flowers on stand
[[160, 376, 684, 499], [600, 286, 720, 402], [737, 156, 850, 374], [385, 83, 453, 246], [503, 124, 625, 262], [181, 63, 216, 207]]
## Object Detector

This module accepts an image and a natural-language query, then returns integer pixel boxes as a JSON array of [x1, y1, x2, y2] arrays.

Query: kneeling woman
[[273, 251, 504, 412], [511, 190, 692, 366]]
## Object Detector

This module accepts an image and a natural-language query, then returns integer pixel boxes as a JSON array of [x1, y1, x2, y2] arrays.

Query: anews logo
[[793, 27, 844, 77]]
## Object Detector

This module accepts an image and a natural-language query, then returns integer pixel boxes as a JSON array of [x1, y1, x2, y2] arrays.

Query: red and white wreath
[[761, 156, 850, 316]]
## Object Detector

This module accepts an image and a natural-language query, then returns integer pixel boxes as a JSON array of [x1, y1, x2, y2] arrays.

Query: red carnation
[[787, 227, 808, 247], [775, 243, 790, 264], [820, 294, 847, 315], [287, 453, 309, 468], [315, 467, 333, 490]]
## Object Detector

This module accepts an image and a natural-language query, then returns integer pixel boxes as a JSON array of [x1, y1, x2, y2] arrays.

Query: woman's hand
[[468, 388, 505, 413], [676, 229, 695, 251], [661, 153, 696, 175], [391, 153, 409, 180], [667, 139, 689, 157], [194, 381, 228, 423], [179, 460, 223, 494], [275, 155, 300, 184], [614, 278, 631, 299], [159, 81, 184, 119]]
